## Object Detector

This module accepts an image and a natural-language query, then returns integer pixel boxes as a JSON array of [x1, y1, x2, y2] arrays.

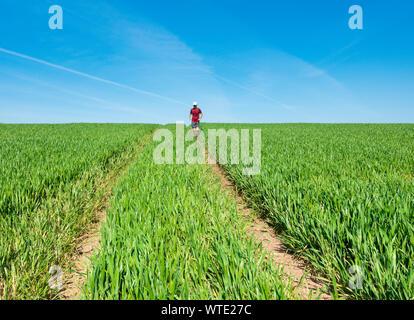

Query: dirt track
[[202, 139, 332, 300], [59, 134, 154, 300]]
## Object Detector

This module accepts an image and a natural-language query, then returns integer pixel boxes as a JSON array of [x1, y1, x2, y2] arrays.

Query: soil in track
[[59, 132, 155, 300], [59, 180, 110, 299], [202, 140, 332, 300]]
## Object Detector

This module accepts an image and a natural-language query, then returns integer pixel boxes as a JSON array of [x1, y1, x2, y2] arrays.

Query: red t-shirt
[[190, 107, 202, 122]]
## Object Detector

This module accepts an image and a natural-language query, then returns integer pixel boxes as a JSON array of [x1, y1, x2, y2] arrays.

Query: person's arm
[[199, 112, 203, 121]]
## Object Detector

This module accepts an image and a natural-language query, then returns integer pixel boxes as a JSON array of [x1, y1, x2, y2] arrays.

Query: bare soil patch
[[59, 197, 109, 300]]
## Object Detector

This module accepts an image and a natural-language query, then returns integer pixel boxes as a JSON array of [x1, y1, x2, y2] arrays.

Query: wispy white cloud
[[315, 39, 361, 66], [110, 20, 297, 112], [300, 60, 344, 89], [301, 65, 327, 78], [214, 74, 296, 111], [301, 39, 361, 83]]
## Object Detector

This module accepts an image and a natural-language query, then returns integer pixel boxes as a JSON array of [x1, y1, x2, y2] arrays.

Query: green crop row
[[0, 124, 158, 299], [83, 128, 296, 299], [203, 123, 414, 299]]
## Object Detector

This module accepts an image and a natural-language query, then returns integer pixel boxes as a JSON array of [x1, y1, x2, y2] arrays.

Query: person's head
[[193, 101, 198, 108]]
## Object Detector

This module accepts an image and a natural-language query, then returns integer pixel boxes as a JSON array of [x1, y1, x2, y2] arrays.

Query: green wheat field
[[0, 123, 413, 300]]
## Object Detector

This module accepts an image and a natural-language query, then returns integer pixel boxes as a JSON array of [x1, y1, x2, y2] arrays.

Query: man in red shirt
[[189, 101, 203, 137]]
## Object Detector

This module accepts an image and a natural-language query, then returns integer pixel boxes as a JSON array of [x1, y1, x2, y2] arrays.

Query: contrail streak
[[0, 47, 185, 106], [10, 72, 152, 117]]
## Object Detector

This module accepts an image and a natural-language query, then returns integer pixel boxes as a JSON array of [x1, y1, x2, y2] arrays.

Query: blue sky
[[0, 0, 413, 123]]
